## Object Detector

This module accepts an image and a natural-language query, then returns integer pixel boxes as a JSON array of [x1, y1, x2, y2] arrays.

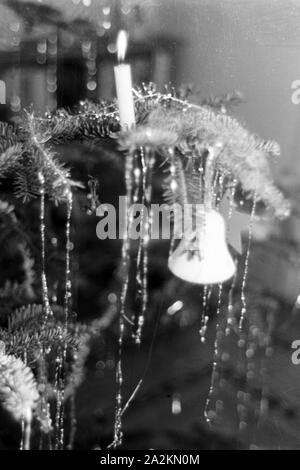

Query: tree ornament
[[168, 209, 236, 285], [168, 145, 236, 285], [0, 350, 39, 450]]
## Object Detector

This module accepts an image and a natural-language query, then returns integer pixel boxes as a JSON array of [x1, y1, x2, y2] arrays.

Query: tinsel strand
[[113, 151, 134, 448], [204, 283, 223, 427]]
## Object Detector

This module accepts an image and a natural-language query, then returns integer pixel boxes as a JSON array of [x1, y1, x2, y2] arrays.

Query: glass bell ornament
[[168, 209, 236, 285]]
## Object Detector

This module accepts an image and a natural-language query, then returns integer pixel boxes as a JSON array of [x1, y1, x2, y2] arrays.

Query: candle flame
[[116, 30, 128, 62]]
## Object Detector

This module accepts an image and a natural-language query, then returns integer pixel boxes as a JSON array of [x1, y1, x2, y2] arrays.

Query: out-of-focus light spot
[[48, 44, 57, 56], [251, 326, 260, 337], [103, 6, 111, 15], [167, 300, 183, 316], [295, 294, 300, 308], [107, 42, 117, 54], [103, 21, 111, 30], [108, 292, 117, 303], [83, 0, 91, 6], [171, 394, 182, 415], [246, 348, 254, 359], [134, 168, 141, 178], [37, 41, 47, 54], [87, 80, 97, 91]]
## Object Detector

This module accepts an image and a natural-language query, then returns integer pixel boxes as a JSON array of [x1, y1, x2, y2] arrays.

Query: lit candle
[[114, 30, 136, 130]]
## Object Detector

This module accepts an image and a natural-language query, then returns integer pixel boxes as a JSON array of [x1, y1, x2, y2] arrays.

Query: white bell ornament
[[168, 209, 236, 285]]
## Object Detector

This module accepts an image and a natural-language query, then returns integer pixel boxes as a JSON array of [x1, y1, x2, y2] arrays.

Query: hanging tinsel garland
[[0, 83, 291, 449]]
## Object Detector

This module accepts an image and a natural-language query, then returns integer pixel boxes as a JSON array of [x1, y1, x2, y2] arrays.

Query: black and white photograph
[[0, 0, 299, 456]]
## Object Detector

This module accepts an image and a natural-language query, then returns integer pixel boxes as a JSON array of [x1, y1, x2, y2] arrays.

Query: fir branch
[[13, 164, 40, 202], [2, 325, 78, 360], [0, 144, 24, 177], [8, 304, 44, 333], [32, 102, 120, 145], [201, 90, 244, 111], [0, 350, 39, 422], [0, 122, 25, 153], [0, 118, 80, 203], [142, 105, 289, 217], [1, 305, 79, 365]]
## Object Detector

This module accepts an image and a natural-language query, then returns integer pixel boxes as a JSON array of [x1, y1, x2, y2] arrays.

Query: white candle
[[114, 30, 135, 130]]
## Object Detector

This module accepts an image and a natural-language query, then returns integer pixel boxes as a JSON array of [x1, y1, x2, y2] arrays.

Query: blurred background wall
[[145, 0, 300, 180]]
